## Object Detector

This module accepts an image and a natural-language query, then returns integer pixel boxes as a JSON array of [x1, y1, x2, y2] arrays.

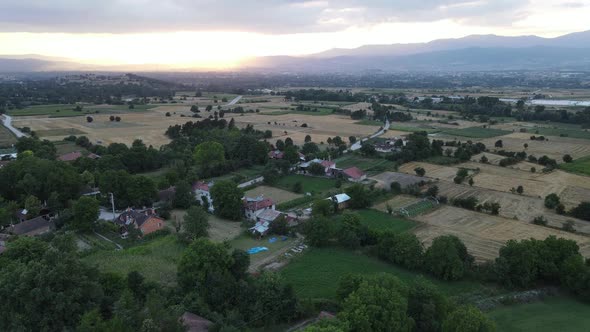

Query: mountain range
[[2, 30, 590, 72]]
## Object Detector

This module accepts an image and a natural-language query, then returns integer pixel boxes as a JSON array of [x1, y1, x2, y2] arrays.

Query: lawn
[[53, 141, 86, 155], [354, 209, 416, 233], [82, 235, 186, 287], [280, 248, 483, 299], [560, 155, 590, 176], [0, 125, 17, 147], [230, 233, 299, 271], [245, 185, 303, 204], [440, 127, 510, 138], [335, 154, 397, 175], [488, 296, 590, 332], [274, 174, 337, 194]]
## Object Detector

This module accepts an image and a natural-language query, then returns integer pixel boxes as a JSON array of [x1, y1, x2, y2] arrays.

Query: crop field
[[397, 199, 438, 217], [494, 121, 590, 140], [488, 296, 590, 332], [469, 152, 540, 171], [398, 162, 467, 182], [280, 247, 484, 300], [374, 195, 422, 212], [560, 155, 590, 176], [274, 174, 337, 194], [479, 132, 590, 161], [335, 154, 397, 175], [353, 209, 417, 233], [82, 235, 186, 287], [0, 124, 17, 147], [371, 171, 427, 191], [439, 126, 510, 138], [245, 185, 303, 204], [414, 206, 590, 262]]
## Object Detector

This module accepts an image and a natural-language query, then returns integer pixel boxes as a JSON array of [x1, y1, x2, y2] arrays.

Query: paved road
[[238, 176, 264, 189], [1, 114, 26, 138], [226, 95, 243, 106], [350, 118, 390, 151]]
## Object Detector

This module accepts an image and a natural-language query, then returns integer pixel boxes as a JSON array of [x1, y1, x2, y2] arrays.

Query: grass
[[560, 155, 590, 176], [529, 127, 590, 140], [0, 125, 17, 147], [388, 123, 440, 133], [230, 233, 299, 268], [354, 209, 416, 233], [440, 127, 510, 138], [335, 154, 397, 175], [211, 165, 265, 183], [8, 104, 155, 117], [52, 141, 86, 155], [488, 296, 590, 332], [274, 174, 337, 194], [280, 248, 484, 300], [424, 156, 460, 165], [35, 128, 86, 137], [82, 235, 186, 287]]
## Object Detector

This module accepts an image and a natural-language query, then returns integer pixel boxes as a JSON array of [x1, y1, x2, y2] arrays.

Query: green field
[[388, 123, 440, 133], [488, 296, 590, 332], [281, 248, 483, 299], [335, 154, 397, 175], [82, 235, 186, 287], [441, 127, 510, 138], [8, 104, 155, 117], [0, 125, 17, 147], [260, 108, 334, 116], [530, 127, 590, 140], [560, 155, 590, 176], [353, 209, 416, 233], [274, 174, 337, 194]]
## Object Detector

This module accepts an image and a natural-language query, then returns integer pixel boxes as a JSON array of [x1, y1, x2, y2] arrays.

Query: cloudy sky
[[0, 0, 589, 68]]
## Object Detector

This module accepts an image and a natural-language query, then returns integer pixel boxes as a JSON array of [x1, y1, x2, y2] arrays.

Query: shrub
[[532, 216, 548, 226]]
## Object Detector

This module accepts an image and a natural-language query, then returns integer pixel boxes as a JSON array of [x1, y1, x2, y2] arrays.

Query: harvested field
[[414, 206, 590, 262], [470, 153, 539, 171], [371, 171, 428, 191], [435, 180, 590, 234], [374, 195, 422, 212], [479, 133, 590, 161], [35, 128, 86, 136], [398, 162, 469, 182], [245, 186, 303, 204]]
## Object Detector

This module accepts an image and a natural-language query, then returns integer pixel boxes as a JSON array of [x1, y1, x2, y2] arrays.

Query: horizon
[[1, 1, 589, 69]]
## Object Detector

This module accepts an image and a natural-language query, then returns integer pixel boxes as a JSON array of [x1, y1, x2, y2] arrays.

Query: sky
[[0, 0, 589, 69]]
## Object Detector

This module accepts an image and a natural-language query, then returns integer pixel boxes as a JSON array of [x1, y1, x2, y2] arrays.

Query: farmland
[[354, 209, 417, 233], [280, 247, 484, 300], [0, 124, 17, 147], [560, 155, 590, 176], [245, 185, 303, 204], [335, 154, 397, 175], [274, 174, 337, 194], [488, 296, 590, 332], [439, 126, 510, 138]]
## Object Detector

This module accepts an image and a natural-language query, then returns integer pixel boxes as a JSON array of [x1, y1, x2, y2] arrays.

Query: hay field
[[435, 180, 590, 234], [244, 185, 302, 204], [479, 132, 590, 161], [414, 206, 590, 262], [398, 162, 469, 181], [370, 172, 427, 191]]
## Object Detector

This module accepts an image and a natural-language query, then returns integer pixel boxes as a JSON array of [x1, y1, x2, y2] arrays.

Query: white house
[[300, 158, 337, 176], [193, 181, 214, 213], [326, 193, 351, 210], [243, 196, 275, 221]]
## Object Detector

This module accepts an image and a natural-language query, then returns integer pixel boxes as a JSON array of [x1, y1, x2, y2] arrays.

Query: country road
[[350, 118, 390, 151], [226, 95, 242, 106], [1, 114, 26, 138]]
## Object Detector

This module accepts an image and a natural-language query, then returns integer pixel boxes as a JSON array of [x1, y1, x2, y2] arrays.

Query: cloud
[[0, 0, 532, 34]]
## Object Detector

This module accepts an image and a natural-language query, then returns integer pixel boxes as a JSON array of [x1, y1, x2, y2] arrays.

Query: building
[[327, 193, 351, 210], [243, 196, 275, 221], [299, 158, 337, 176], [342, 167, 367, 182], [115, 208, 165, 237], [268, 150, 305, 161], [6, 215, 54, 236], [193, 181, 214, 213]]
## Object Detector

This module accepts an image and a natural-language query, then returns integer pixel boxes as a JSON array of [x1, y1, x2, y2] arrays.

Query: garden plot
[[370, 172, 428, 191], [414, 206, 590, 262], [245, 186, 303, 204]]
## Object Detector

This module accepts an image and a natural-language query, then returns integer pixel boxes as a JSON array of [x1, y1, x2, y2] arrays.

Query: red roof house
[[342, 167, 367, 182]]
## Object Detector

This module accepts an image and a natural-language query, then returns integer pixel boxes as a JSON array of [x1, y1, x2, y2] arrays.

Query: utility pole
[[109, 193, 116, 221]]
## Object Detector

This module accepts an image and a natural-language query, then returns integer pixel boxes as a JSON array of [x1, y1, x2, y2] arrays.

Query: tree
[[269, 216, 289, 235], [391, 182, 402, 194], [516, 185, 524, 195], [275, 139, 285, 151], [532, 216, 548, 226], [563, 220, 576, 233], [426, 185, 439, 197], [494, 140, 503, 148], [360, 142, 376, 156], [414, 167, 426, 177], [72, 196, 99, 232], [339, 280, 414, 332], [210, 181, 243, 221], [194, 141, 225, 176], [408, 277, 449, 332], [293, 181, 303, 194], [110, 115, 115, 121], [183, 206, 209, 240], [24, 195, 42, 217], [177, 238, 234, 291], [377, 232, 424, 270], [563, 154, 573, 163], [442, 306, 495, 332], [304, 217, 333, 247], [308, 162, 326, 176], [172, 180, 193, 209], [570, 202, 590, 221], [345, 184, 371, 209], [301, 142, 319, 155], [312, 199, 333, 217], [304, 135, 312, 143], [190, 105, 199, 113], [468, 178, 474, 186], [337, 213, 364, 249], [285, 137, 294, 147], [349, 136, 357, 144], [480, 155, 488, 163], [544, 193, 561, 209], [86, 116, 93, 123], [115, 116, 121, 122], [424, 235, 473, 281]]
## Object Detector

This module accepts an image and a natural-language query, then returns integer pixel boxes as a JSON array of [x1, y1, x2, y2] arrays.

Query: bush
[[544, 193, 560, 209], [563, 154, 573, 163], [86, 116, 93, 123], [532, 216, 548, 226], [563, 220, 576, 233]]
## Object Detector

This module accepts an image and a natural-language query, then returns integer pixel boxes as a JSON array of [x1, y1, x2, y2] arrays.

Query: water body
[[500, 99, 590, 107]]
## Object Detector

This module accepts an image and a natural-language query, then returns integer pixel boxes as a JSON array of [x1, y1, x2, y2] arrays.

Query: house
[[243, 196, 275, 221], [342, 167, 367, 182], [327, 193, 351, 210], [180, 312, 213, 332], [256, 209, 282, 224], [115, 208, 165, 237], [268, 150, 305, 161], [193, 181, 214, 213], [300, 158, 337, 176], [6, 215, 53, 236], [250, 220, 270, 236], [57, 151, 100, 162]]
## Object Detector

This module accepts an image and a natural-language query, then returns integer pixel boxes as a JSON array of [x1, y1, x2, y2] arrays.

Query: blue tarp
[[269, 237, 277, 243], [247, 247, 269, 255]]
